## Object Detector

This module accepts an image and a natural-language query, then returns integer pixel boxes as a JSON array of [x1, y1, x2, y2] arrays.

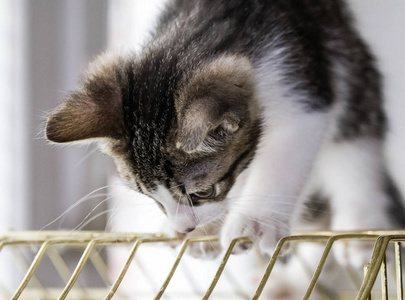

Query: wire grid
[[0, 230, 404, 299]]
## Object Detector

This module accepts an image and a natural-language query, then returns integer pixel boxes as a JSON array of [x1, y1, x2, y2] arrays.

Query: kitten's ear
[[46, 53, 123, 143], [176, 55, 255, 153]]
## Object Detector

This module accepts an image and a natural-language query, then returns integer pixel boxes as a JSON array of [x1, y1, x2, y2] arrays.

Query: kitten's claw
[[232, 241, 253, 254], [259, 225, 291, 256], [221, 213, 290, 255]]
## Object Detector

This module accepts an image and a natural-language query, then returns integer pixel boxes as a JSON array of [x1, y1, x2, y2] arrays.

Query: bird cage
[[1, 230, 404, 299]]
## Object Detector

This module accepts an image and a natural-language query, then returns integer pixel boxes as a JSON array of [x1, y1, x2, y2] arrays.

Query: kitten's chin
[[167, 202, 227, 234], [170, 217, 217, 234], [172, 217, 225, 235]]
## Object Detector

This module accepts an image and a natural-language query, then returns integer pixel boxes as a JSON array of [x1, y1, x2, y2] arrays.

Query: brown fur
[[46, 53, 124, 143], [46, 51, 262, 209], [175, 55, 256, 153]]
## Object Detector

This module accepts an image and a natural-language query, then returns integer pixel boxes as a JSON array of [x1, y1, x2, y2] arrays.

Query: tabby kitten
[[46, 0, 405, 261]]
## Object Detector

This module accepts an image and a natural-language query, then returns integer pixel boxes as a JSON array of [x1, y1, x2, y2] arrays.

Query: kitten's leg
[[221, 111, 329, 255], [316, 137, 405, 267]]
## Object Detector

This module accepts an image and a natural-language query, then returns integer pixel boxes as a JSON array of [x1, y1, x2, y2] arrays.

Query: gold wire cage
[[0, 230, 404, 299]]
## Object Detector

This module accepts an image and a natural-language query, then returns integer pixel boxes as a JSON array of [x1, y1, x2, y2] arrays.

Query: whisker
[[74, 147, 99, 168], [104, 199, 160, 231], [75, 209, 115, 231], [229, 205, 292, 216], [185, 193, 201, 225], [247, 214, 290, 231], [168, 183, 183, 191], [184, 194, 220, 253], [56, 193, 111, 226], [39, 186, 113, 230], [71, 196, 113, 231], [226, 194, 299, 203], [40, 88, 69, 95], [230, 193, 299, 198], [174, 194, 181, 224], [105, 200, 118, 231], [224, 206, 291, 232]]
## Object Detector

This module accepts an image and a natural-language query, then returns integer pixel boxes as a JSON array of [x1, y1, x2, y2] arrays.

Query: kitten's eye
[[191, 185, 216, 199]]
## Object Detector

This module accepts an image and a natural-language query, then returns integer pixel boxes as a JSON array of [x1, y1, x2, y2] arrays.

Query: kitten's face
[[46, 52, 261, 233], [108, 122, 259, 232]]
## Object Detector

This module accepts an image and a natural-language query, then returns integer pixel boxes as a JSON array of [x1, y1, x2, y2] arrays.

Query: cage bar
[[0, 231, 405, 299]]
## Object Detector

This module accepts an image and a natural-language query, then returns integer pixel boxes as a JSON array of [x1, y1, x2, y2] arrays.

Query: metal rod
[[253, 235, 331, 300], [2, 230, 405, 299], [12, 246, 45, 290], [364, 263, 371, 300], [89, 249, 113, 287], [47, 246, 80, 285], [58, 239, 98, 300], [105, 237, 177, 300], [203, 236, 251, 300], [304, 234, 378, 299], [381, 254, 388, 300], [57, 236, 137, 300], [396, 242, 403, 300], [12, 241, 52, 299], [155, 237, 218, 299], [357, 236, 392, 300]]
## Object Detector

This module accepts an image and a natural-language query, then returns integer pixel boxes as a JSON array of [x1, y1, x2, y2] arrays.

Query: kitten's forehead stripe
[[120, 60, 179, 187]]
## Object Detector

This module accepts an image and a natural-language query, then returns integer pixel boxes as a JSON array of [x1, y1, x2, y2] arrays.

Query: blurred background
[[0, 0, 166, 234], [0, 0, 404, 297]]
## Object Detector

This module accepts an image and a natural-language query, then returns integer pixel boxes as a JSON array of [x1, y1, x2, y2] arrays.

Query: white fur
[[219, 34, 398, 260], [151, 184, 227, 233], [315, 138, 390, 229], [310, 137, 393, 267], [221, 51, 330, 254]]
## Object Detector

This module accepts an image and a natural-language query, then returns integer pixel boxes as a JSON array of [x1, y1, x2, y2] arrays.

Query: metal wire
[[1, 230, 404, 299], [396, 242, 403, 300]]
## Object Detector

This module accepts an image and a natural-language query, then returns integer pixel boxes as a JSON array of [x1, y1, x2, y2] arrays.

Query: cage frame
[[1, 230, 405, 299]]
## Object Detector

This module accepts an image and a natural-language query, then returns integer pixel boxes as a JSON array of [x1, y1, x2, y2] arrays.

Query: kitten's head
[[46, 51, 262, 233]]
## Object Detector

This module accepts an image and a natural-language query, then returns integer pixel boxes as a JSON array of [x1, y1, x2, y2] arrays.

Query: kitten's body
[[46, 0, 405, 294]]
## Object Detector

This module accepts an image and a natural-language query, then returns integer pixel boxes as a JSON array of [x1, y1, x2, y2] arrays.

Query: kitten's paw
[[220, 214, 256, 254], [221, 213, 290, 255], [186, 240, 222, 259], [258, 224, 291, 256], [182, 221, 222, 259]]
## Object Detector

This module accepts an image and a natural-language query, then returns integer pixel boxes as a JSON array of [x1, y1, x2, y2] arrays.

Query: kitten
[[46, 0, 405, 266]]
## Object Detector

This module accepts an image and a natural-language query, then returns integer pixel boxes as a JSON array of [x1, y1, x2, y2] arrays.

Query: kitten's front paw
[[183, 222, 222, 259], [220, 213, 256, 254], [186, 239, 222, 259], [221, 213, 290, 255]]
